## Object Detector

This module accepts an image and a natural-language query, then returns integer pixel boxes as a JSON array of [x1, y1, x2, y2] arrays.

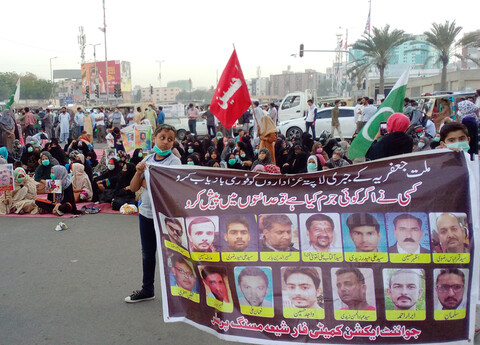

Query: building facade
[[269, 69, 323, 98], [141, 86, 182, 103]]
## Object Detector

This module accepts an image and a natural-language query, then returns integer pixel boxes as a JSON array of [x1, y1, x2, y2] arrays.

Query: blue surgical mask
[[42, 159, 50, 166], [240, 154, 246, 158], [138, 152, 143, 158], [417, 142, 425, 148], [28, 147, 33, 153], [254, 149, 259, 155], [188, 148, 194, 153], [50, 173, 55, 180], [107, 164, 115, 171], [187, 161, 195, 165], [228, 158, 236, 165], [446, 141, 470, 152], [153, 145, 171, 156], [307, 163, 317, 171], [433, 137, 440, 142]]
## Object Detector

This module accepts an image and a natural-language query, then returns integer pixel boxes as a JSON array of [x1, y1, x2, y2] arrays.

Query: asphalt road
[[0, 215, 243, 345]]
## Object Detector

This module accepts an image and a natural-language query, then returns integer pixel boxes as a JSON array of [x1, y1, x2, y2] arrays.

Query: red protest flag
[[210, 49, 251, 129]]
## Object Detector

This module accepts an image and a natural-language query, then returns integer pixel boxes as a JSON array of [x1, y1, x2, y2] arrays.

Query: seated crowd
[[0, 111, 474, 217]]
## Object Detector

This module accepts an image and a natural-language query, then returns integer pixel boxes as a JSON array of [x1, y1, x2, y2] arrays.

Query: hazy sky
[[1, 0, 477, 89]]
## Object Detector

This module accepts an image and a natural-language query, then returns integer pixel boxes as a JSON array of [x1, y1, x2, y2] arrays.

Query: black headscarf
[[323, 139, 338, 159], [49, 138, 67, 165], [129, 148, 144, 165]]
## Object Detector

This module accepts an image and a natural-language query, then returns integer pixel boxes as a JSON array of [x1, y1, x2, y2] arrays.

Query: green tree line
[[0, 72, 53, 101]]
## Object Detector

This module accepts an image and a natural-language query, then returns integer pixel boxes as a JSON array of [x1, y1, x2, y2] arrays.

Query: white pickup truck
[[277, 89, 317, 123]]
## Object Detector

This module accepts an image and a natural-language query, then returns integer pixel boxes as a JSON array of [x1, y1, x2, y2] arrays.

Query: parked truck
[[277, 89, 317, 123]]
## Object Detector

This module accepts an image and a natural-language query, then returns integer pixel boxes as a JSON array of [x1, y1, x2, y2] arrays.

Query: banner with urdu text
[[147, 150, 479, 345]]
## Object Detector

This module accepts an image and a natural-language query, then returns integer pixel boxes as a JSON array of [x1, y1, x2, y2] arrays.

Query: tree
[[352, 25, 413, 94], [424, 21, 480, 90], [0, 72, 19, 100], [347, 62, 370, 91], [0, 72, 53, 101]]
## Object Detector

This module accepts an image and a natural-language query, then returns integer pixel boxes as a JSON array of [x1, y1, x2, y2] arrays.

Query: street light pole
[[156, 60, 164, 87], [50, 56, 57, 104], [102, 0, 109, 104]]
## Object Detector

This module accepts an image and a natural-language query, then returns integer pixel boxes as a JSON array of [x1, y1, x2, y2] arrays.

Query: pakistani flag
[[6, 78, 20, 110], [348, 68, 410, 160]]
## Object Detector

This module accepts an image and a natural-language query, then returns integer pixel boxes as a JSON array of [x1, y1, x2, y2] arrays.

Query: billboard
[[81, 60, 121, 94], [121, 61, 132, 92]]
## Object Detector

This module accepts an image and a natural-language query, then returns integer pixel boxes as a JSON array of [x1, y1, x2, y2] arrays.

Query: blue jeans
[[76, 126, 84, 138], [305, 121, 316, 139], [207, 125, 215, 137], [139, 214, 157, 295], [188, 119, 197, 134]]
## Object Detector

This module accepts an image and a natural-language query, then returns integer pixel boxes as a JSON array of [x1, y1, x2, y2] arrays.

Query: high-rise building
[[269, 69, 323, 98]]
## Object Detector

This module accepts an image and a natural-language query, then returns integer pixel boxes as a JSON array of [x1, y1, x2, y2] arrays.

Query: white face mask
[[417, 142, 425, 148], [107, 164, 115, 171]]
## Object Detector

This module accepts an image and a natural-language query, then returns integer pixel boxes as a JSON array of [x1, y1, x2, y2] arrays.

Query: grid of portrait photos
[[158, 211, 471, 322]]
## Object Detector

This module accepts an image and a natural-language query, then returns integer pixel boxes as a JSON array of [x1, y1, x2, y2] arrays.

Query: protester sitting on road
[[365, 112, 413, 161], [323, 138, 339, 159], [0, 167, 38, 215], [11, 140, 24, 162], [49, 138, 67, 165], [225, 152, 244, 170], [129, 149, 144, 166], [0, 146, 14, 163], [281, 144, 308, 174], [307, 155, 322, 172], [276, 147, 290, 169], [311, 142, 327, 166], [251, 148, 273, 171], [94, 158, 122, 191], [71, 163, 93, 203], [35, 165, 81, 216], [325, 147, 350, 168], [111, 163, 137, 211], [236, 141, 253, 169], [413, 136, 431, 152], [34, 151, 59, 193], [221, 138, 236, 162]]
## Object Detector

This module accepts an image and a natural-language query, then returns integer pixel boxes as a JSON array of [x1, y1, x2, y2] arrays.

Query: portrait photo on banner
[[331, 267, 376, 311], [385, 212, 431, 254], [383, 268, 426, 312], [429, 212, 469, 254], [341, 213, 388, 253], [185, 216, 220, 253], [281, 266, 324, 310], [433, 268, 469, 314], [219, 214, 258, 252], [234, 266, 274, 309], [199, 265, 233, 307], [299, 213, 343, 253], [158, 214, 188, 249], [167, 251, 200, 295], [0, 163, 14, 191], [258, 214, 299, 252]]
